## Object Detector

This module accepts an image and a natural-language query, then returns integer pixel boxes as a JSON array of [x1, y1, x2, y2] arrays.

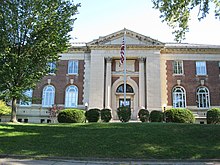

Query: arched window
[[116, 84, 134, 93], [42, 85, 55, 107], [197, 87, 210, 108], [172, 86, 186, 108], [65, 85, 78, 108], [20, 89, 33, 106]]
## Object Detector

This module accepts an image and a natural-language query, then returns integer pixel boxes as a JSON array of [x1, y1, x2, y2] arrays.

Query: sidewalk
[[1, 158, 220, 165]]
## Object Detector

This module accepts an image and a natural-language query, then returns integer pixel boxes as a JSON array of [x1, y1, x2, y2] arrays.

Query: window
[[172, 86, 186, 108], [196, 61, 207, 75], [116, 84, 134, 93], [68, 60, 78, 74], [65, 85, 78, 108], [48, 62, 56, 74], [173, 61, 183, 75], [20, 89, 33, 106], [42, 85, 55, 107], [197, 87, 210, 108]]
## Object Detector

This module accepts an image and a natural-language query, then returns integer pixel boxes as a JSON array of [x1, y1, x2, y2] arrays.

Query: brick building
[[7, 29, 220, 123]]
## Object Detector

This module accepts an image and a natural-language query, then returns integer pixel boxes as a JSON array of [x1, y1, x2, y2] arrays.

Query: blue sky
[[71, 0, 220, 45]]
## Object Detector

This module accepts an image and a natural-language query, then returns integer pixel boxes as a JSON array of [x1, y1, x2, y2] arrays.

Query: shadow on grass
[[0, 122, 220, 159]]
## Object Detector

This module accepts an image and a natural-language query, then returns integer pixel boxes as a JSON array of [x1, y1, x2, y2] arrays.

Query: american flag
[[120, 37, 125, 66]]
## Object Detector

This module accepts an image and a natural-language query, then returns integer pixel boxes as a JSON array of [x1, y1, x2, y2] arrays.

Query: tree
[[0, 0, 80, 122], [0, 100, 11, 116], [152, 0, 220, 42]]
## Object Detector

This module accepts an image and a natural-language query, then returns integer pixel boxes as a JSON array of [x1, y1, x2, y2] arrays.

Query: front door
[[119, 98, 131, 108]]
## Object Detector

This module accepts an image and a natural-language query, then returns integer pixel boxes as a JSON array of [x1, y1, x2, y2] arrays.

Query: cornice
[[161, 48, 220, 54], [88, 45, 164, 50]]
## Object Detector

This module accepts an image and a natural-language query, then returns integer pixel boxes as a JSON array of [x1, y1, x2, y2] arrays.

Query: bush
[[207, 108, 220, 124], [57, 109, 85, 123], [101, 109, 112, 122], [117, 106, 131, 122], [0, 100, 11, 116], [85, 108, 100, 122], [138, 109, 149, 122], [165, 108, 195, 123], [149, 110, 164, 122]]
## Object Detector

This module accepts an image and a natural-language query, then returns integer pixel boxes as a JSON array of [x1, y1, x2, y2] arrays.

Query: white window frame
[[65, 85, 78, 108], [197, 87, 210, 109], [196, 61, 207, 75], [173, 60, 183, 75], [68, 60, 78, 74], [20, 89, 33, 107], [42, 85, 55, 107], [172, 86, 186, 108], [48, 62, 56, 74]]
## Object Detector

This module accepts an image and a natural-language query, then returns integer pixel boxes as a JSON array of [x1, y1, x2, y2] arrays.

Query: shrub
[[101, 109, 112, 122], [207, 108, 220, 124], [117, 106, 131, 122], [57, 109, 85, 123], [0, 100, 11, 116], [165, 108, 195, 123], [85, 108, 100, 122], [149, 110, 164, 122], [138, 109, 149, 122]]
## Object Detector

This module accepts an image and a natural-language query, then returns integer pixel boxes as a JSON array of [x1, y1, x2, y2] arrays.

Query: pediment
[[87, 28, 164, 46]]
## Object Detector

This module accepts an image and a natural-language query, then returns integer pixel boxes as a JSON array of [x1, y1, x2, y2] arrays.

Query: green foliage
[[165, 108, 195, 123], [57, 109, 85, 123], [85, 108, 100, 122], [0, 100, 10, 116], [138, 109, 149, 122], [152, 0, 220, 42], [101, 109, 112, 122], [0, 0, 80, 121], [117, 106, 131, 122], [207, 108, 220, 124], [149, 110, 163, 122]]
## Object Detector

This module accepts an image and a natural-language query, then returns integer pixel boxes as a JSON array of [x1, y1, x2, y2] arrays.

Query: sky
[[70, 0, 220, 45]]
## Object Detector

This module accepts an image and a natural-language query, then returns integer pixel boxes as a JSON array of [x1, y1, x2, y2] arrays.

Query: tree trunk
[[10, 97, 17, 122]]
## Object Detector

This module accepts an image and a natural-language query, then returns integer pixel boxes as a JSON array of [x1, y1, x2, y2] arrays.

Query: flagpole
[[123, 30, 126, 106]]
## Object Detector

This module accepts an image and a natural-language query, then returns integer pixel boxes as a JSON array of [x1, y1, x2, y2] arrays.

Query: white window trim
[[197, 86, 210, 109], [48, 62, 56, 75], [65, 85, 78, 108], [42, 85, 55, 108], [20, 89, 33, 107], [173, 60, 184, 75], [172, 86, 186, 108], [68, 60, 78, 75], [196, 61, 207, 76]]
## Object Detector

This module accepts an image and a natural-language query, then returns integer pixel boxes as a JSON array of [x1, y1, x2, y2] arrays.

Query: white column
[[139, 57, 145, 109], [146, 52, 162, 111], [88, 51, 105, 109], [105, 57, 112, 109]]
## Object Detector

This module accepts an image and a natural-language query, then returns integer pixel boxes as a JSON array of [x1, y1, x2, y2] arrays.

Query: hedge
[[149, 110, 164, 122], [57, 109, 85, 123], [165, 108, 195, 123], [117, 106, 131, 122], [85, 108, 100, 122], [101, 109, 112, 122], [138, 109, 149, 122], [207, 108, 220, 124]]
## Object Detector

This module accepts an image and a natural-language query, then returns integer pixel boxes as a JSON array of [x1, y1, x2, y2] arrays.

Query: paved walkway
[[0, 158, 220, 165]]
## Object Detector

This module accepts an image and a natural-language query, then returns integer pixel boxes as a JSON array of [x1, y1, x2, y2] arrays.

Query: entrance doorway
[[115, 84, 135, 119], [111, 77, 139, 120]]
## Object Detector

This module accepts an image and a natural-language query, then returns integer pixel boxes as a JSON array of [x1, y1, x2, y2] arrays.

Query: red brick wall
[[33, 60, 84, 105], [166, 60, 220, 107]]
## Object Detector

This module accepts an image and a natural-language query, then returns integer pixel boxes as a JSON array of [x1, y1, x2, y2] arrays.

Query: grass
[[0, 122, 220, 160]]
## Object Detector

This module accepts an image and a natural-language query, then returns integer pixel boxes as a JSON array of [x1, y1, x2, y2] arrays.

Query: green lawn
[[0, 122, 219, 159]]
